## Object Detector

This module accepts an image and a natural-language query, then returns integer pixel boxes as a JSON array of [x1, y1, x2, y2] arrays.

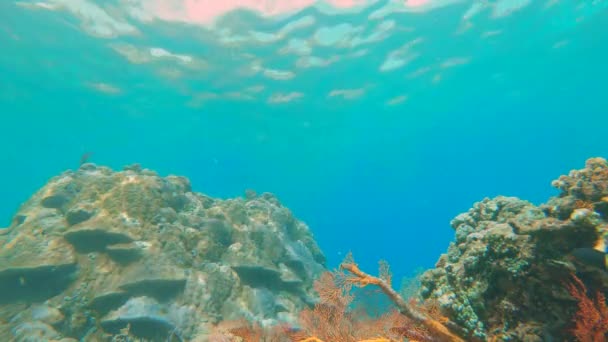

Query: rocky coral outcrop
[[419, 157, 608, 341], [0, 164, 326, 341]]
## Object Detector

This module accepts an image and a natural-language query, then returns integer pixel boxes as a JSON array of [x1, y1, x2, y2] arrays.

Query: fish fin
[[594, 236, 607, 253]]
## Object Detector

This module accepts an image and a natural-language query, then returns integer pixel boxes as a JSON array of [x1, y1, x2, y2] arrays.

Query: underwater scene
[[1, 0, 608, 341]]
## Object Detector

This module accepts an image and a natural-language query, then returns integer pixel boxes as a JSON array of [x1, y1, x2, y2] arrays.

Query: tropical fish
[[80, 152, 92, 165], [570, 244, 608, 270]]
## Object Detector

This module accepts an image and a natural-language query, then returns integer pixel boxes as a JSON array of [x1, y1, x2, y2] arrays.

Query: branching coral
[[290, 269, 409, 342], [210, 254, 468, 342], [291, 253, 466, 342], [339, 253, 466, 342], [566, 275, 608, 342]]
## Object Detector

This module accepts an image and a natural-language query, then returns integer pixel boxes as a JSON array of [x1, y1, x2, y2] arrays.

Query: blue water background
[[1, 1, 607, 282]]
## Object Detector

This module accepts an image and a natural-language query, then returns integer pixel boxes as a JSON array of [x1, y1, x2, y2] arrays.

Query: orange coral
[[293, 253, 466, 342], [574, 200, 594, 211], [292, 257, 442, 342], [339, 254, 465, 342], [567, 275, 608, 342], [209, 255, 467, 342], [293, 270, 372, 342]]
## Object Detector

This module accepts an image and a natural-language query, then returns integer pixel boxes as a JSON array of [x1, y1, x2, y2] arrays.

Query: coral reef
[[211, 254, 466, 341], [2, 157, 608, 341], [0, 163, 326, 341], [419, 157, 608, 341]]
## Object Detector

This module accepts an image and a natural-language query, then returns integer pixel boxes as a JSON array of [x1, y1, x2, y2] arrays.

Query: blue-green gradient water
[[1, 0, 607, 281]]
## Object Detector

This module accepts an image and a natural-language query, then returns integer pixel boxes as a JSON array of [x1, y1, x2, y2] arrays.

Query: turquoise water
[[1, 0, 607, 283]]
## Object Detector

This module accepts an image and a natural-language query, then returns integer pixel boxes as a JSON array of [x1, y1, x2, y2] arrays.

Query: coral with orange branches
[[290, 253, 467, 342], [208, 254, 468, 342], [291, 270, 412, 342], [566, 275, 608, 342], [339, 253, 466, 342]]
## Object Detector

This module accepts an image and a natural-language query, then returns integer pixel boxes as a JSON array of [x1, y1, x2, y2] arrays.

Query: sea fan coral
[[567, 275, 608, 342], [339, 253, 466, 342], [287, 253, 467, 341], [208, 254, 468, 342]]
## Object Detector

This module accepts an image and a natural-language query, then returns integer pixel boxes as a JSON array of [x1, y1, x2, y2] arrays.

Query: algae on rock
[[0, 163, 326, 341], [419, 158, 608, 341]]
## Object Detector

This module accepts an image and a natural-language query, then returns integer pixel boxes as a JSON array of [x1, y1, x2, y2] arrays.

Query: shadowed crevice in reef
[[105, 242, 143, 264], [63, 227, 134, 253], [88, 291, 131, 316], [100, 297, 183, 342], [40, 193, 71, 209], [232, 264, 303, 293], [0, 263, 78, 304], [119, 279, 187, 302]]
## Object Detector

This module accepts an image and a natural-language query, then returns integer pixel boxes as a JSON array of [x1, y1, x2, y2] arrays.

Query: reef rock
[[0, 164, 326, 341], [419, 157, 608, 341]]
